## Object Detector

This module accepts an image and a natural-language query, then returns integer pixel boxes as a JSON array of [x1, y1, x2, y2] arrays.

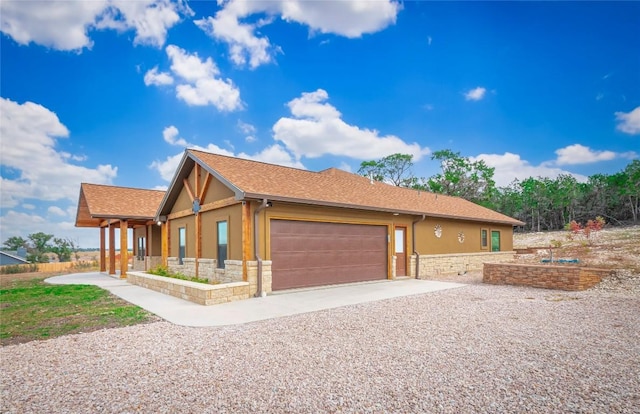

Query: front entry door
[[394, 226, 406, 276]]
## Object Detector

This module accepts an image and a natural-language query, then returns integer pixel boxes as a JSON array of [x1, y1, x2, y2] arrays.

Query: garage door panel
[[271, 220, 388, 291]]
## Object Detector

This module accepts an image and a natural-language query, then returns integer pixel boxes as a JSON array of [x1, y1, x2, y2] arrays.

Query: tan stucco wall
[[414, 218, 514, 255], [170, 216, 195, 259], [200, 204, 243, 260]]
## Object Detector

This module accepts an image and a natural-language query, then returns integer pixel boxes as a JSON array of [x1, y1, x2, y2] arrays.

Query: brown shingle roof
[[76, 183, 165, 227], [189, 149, 523, 226]]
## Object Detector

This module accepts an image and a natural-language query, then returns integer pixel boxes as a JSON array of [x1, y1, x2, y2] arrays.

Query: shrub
[[147, 265, 213, 284], [565, 216, 606, 244], [0, 263, 38, 274]]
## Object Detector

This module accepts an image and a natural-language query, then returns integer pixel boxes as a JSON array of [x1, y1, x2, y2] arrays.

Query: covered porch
[[75, 183, 166, 278]]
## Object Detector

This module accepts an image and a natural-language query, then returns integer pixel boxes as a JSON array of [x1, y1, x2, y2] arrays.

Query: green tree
[[26, 232, 54, 263], [358, 153, 422, 187], [50, 238, 76, 262], [2, 236, 28, 251], [427, 149, 496, 206]]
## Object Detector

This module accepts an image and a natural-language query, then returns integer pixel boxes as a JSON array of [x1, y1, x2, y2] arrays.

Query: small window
[[137, 237, 145, 260], [481, 229, 488, 249], [178, 227, 186, 265], [491, 231, 501, 252], [217, 221, 228, 269]]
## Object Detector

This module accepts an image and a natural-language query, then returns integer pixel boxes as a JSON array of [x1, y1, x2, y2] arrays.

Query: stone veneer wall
[[167, 257, 244, 284], [246, 260, 272, 296], [416, 252, 515, 278], [127, 271, 249, 305], [483, 263, 611, 291], [165, 257, 273, 296], [133, 256, 162, 272]]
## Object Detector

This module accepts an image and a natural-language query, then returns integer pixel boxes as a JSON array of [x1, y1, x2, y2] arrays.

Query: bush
[[0, 263, 38, 274]]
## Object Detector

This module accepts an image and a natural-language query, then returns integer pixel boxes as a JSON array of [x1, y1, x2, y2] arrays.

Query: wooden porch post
[[120, 220, 128, 278], [241, 201, 251, 281], [108, 222, 116, 275], [99, 226, 106, 272], [161, 221, 168, 267]]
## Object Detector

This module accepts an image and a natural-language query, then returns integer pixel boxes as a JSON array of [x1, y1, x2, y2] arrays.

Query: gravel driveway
[[2, 276, 639, 413]]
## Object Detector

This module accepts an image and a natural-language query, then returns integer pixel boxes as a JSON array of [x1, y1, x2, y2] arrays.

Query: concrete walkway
[[45, 272, 466, 327]]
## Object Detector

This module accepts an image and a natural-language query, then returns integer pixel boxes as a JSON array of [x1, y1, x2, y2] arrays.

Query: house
[[76, 148, 524, 295], [0, 249, 29, 266], [75, 183, 165, 276], [149, 149, 523, 295]]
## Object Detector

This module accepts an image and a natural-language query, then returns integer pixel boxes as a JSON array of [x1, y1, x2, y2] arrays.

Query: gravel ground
[[2, 279, 639, 414]]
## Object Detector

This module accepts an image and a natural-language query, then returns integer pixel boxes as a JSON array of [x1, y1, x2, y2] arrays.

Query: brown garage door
[[270, 220, 388, 291]]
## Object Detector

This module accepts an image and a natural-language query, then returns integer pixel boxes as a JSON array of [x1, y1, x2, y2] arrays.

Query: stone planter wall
[[483, 262, 612, 291], [127, 271, 250, 305]]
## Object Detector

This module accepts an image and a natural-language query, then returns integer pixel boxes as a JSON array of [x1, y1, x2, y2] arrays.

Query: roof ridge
[[81, 182, 165, 193], [188, 148, 315, 175]]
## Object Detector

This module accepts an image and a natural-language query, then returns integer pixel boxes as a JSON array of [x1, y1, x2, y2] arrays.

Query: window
[[491, 231, 501, 252], [137, 237, 145, 260], [178, 227, 186, 265], [481, 229, 488, 249], [217, 221, 228, 269]]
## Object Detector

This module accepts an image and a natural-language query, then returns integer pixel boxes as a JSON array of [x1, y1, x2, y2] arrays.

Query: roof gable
[[75, 183, 165, 228]]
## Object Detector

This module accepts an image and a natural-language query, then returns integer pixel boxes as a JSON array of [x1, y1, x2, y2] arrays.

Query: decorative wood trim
[[241, 201, 251, 281], [161, 221, 169, 267], [199, 172, 212, 202], [120, 220, 128, 278], [183, 178, 195, 202], [195, 211, 201, 277], [167, 197, 239, 220]]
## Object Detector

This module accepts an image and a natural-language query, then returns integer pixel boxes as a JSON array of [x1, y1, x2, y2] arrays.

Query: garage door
[[270, 220, 388, 291]]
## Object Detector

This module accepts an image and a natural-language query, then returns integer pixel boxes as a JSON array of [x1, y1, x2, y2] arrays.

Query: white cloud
[[272, 89, 430, 161], [0, 0, 191, 51], [23, 204, 36, 210], [464, 87, 487, 101], [162, 125, 188, 146], [238, 144, 305, 169], [0, 97, 117, 208], [615, 106, 640, 135], [150, 126, 302, 181], [48, 206, 67, 217], [473, 152, 587, 187], [237, 120, 256, 134], [144, 66, 174, 86], [339, 162, 353, 173], [555, 144, 617, 165], [195, 0, 400, 69], [151, 45, 242, 111], [238, 121, 258, 143]]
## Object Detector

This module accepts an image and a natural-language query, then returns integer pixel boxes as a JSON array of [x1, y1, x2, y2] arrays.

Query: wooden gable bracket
[[181, 163, 213, 277]]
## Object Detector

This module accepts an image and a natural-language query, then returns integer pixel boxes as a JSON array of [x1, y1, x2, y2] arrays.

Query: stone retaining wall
[[417, 252, 515, 278], [483, 262, 612, 291], [127, 271, 250, 305], [167, 257, 245, 284]]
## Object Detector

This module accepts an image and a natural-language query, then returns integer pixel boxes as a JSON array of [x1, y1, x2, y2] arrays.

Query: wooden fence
[[0, 260, 101, 274]]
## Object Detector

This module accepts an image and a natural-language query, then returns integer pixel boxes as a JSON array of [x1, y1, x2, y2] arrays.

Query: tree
[[26, 232, 54, 263], [358, 153, 421, 187], [2, 236, 28, 251], [50, 238, 75, 262], [427, 149, 496, 206]]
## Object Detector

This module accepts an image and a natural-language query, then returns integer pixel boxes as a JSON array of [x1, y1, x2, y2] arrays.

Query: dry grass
[[513, 225, 640, 272]]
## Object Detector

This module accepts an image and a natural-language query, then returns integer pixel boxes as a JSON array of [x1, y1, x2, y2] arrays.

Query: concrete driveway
[[46, 272, 465, 327]]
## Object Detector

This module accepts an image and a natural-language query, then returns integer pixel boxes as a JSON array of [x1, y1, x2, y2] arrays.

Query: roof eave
[[242, 193, 524, 226]]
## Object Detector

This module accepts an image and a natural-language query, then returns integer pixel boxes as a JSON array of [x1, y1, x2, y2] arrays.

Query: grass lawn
[[1, 277, 158, 346]]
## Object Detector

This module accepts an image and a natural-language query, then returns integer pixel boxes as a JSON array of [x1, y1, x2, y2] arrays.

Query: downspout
[[254, 199, 270, 297], [412, 214, 426, 279]]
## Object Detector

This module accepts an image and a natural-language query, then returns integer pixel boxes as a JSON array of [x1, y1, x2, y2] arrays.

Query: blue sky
[[1, 0, 639, 248]]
